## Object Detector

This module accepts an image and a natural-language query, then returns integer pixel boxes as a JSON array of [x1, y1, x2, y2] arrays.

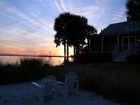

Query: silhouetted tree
[[126, 0, 140, 21], [54, 13, 70, 62], [54, 12, 89, 62], [54, 12, 97, 63], [66, 14, 88, 58]]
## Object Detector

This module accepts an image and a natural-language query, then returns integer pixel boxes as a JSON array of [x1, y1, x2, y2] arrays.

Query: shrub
[[0, 58, 51, 84], [73, 53, 112, 63]]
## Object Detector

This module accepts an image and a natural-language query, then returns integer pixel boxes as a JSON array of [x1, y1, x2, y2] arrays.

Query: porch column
[[88, 38, 91, 53], [122, 37, 123, 50], [134, 36, 136, 50], [101, 36, 104, 52], [128, 36, 130, 50], [117, 36, 120, 51]]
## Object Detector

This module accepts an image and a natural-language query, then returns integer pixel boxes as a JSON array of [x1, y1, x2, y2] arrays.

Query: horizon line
[[0, 54, 73, 57]]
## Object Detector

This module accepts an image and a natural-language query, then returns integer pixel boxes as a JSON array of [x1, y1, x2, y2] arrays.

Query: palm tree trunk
[[66, 42, 69, 62], [76, 46, 79, 56], [87, 38, 90, 53], [64, 40, 66, 63], [74, 47, 76, 57], [73, 46, 77, 62]]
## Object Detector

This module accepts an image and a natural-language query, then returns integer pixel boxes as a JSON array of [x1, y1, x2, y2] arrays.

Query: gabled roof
[[100, 21, 140, 36]]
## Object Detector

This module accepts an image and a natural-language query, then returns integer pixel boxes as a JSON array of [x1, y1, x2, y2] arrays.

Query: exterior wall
[[89, 34, 140, 54], [120, 34, 138, 51], [103, 36, 117, 52], [89, 36, 102, 53], [136, 33, 140, 49], [89, 36, 117, 53]]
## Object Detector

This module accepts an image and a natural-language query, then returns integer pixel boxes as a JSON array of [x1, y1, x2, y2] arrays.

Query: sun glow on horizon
[[54, 46, 74, 56]]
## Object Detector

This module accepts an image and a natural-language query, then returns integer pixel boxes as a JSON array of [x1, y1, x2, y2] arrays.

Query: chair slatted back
[[65, 72, 78, 91], [43, 75, 56, 95]]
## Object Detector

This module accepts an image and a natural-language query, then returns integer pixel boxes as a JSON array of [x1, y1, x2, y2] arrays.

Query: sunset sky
[[0, 0, 127, 56]]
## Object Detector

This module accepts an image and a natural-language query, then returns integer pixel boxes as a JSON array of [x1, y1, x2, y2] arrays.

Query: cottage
[[90, 21, 140, 62]]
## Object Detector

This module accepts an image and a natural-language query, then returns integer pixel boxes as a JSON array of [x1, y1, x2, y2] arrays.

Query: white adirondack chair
[[56, 72, 79, 98], [33, 75, 57, 103]]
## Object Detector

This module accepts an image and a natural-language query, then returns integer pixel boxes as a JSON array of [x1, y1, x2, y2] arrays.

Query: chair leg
[[53, 90, 57, 99], [64, 86, 68, 98], [76, 82, 79, 94], [40, 95, 44, 103]]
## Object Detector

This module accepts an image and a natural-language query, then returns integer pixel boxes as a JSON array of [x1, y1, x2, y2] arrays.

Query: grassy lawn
[[53, 63, 140, 104]]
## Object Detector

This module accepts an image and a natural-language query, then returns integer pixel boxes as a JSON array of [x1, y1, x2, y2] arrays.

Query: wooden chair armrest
[[32, 82, 42, 88], [56, 81, 66, 86]]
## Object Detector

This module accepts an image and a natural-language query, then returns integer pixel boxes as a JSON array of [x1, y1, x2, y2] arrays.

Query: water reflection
[[0, 56, 73, 66]]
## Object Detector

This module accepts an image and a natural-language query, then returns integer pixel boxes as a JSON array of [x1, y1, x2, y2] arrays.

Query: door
[[122, 37, 129, 50], [122, 36, 136, 51]]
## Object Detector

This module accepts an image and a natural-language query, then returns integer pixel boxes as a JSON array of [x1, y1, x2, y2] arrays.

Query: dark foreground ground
[[0, 59, 140, 104]]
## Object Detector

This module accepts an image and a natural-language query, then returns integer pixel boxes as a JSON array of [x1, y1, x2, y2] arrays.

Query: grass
[[0, 58, 52, 84], [53, 63, 140, 104], [0, 59, 140, 104]]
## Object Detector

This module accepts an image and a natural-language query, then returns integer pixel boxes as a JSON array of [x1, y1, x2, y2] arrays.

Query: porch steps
[[112, 44, 138, 62]]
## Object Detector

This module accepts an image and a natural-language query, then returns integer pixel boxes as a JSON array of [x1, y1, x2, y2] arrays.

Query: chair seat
[[33, 75, 57, 103], [56, 72, 79, 98]]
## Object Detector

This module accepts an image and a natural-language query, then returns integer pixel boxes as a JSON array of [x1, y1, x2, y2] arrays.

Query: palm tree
[[126, 0, 140, 21], [66, 14, 88, 57], [54, 13, 71, 62]]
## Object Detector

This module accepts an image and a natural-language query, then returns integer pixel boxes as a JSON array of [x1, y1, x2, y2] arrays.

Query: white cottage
[[90, 21, 140, 62]]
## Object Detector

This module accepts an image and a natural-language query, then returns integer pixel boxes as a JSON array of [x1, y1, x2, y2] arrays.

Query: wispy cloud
[[54, 0, 64, 12], [0, 0, 54, 31], [51, 0, 111, 26], [0, 3, 54, 55], [59, 0, 67, 12], [111, 8, 126, 22]]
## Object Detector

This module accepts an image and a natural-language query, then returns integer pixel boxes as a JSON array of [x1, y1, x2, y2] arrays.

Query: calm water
[[0, 56, 72, 66]]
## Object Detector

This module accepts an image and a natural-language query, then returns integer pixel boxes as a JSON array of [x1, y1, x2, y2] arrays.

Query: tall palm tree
[[66, 15, 88, 57], [126, 0, 140, 21], [54, 13, 70, 62]]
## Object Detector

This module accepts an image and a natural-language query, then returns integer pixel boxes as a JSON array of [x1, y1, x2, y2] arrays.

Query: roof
[[100, 21, 140, 36]]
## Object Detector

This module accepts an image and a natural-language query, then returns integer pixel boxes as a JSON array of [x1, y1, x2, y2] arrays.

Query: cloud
[[51, 0, 111, 25], [0, 0, 54, 32], [69, 5, 100, 19], [53, 0, 63, 12], [0, 36, 57, 55], [0, 0, 54, 44], [59, 0, 67, 11], [111, 9, 127, 22], [0, 20, 55, 55]]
